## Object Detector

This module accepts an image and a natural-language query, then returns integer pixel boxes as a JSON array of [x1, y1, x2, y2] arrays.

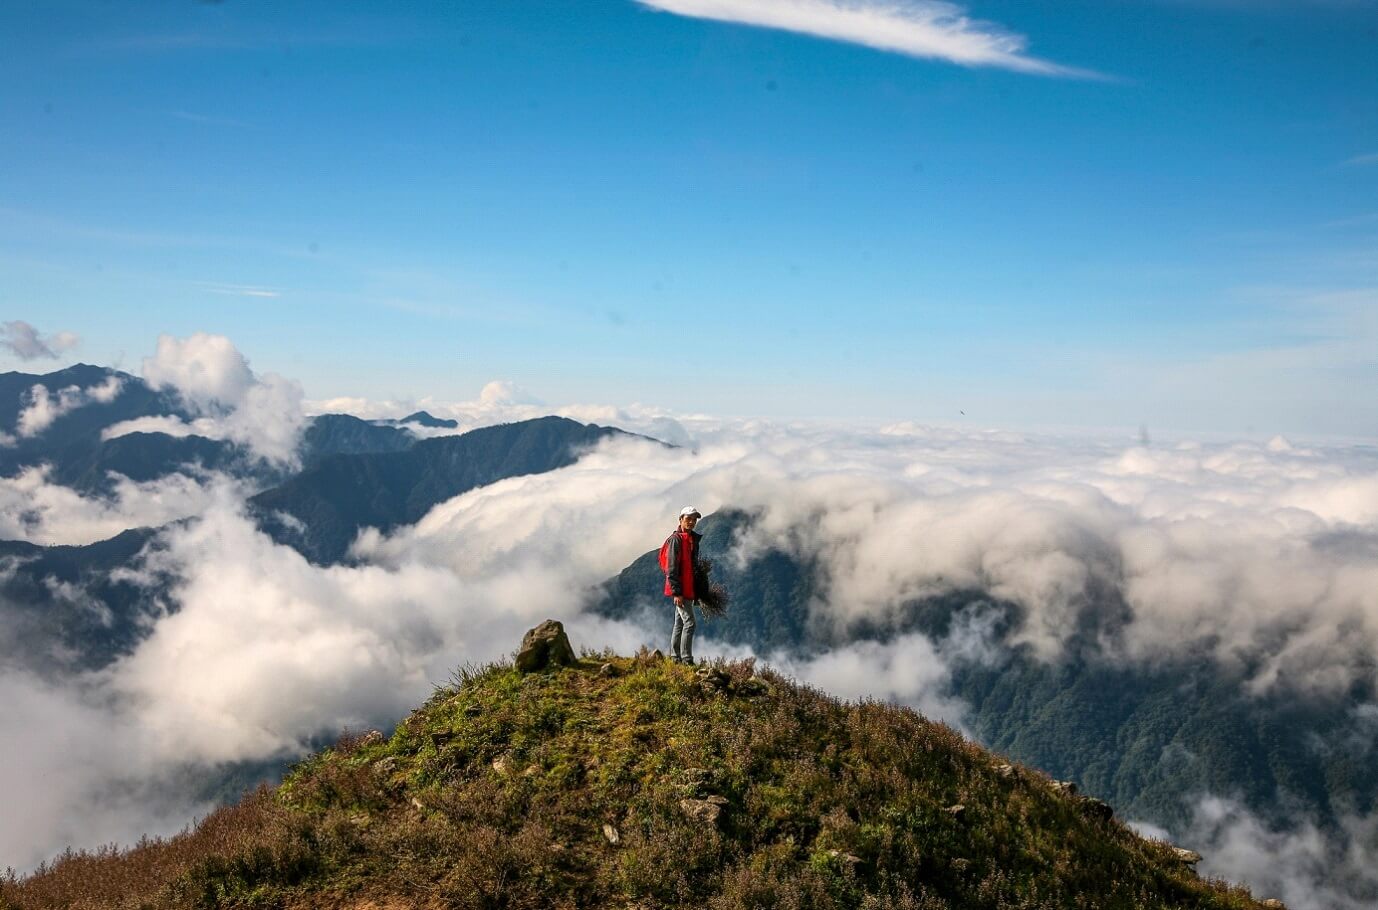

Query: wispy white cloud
[[1187, 796, 1378, 910], [0, 320, 79, 361], [1343, 152, 1378, 167], [634, 0, 1097, 77], [195, 281, 281, 298], [0, 464, 224, 546], [15, 376, 123, 438]]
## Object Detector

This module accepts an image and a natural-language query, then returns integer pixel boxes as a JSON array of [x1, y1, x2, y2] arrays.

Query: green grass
[[3, 651, 1273, 909]]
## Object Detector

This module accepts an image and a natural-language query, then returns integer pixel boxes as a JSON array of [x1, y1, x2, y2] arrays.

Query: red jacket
[[663, 529, 701, 599]]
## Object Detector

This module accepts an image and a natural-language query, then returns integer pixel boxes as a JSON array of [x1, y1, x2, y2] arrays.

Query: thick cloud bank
[[2, 388, 1377, 895], [105, 333, 306, 464]]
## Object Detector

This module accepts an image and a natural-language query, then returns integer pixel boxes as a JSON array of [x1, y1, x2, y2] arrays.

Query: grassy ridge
[[3, 653, 1271, 909]]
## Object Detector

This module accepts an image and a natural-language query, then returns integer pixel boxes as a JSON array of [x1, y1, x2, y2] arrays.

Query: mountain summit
[[5, 629, 1277, 909]]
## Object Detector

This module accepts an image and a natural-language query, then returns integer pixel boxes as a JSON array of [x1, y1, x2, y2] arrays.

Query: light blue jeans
[[671, 600, 697, 662]]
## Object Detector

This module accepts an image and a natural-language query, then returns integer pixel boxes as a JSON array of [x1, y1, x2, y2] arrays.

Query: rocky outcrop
[[515, 619, 577, 673], [679, 796, 729, 826], [1171, 847, 1203, 866]]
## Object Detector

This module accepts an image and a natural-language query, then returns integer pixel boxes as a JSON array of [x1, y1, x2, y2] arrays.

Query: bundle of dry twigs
[[694, 557, 730, 619]]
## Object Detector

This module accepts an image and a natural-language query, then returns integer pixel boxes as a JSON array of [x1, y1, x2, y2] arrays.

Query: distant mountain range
[[594, 509, 1378, 840], [0, 528, 162, 676], [0, 364, 190, 485], [373, 410, 459, 429], [251, 416, 628, 564], [4, 363, 1371, 894], [0, 365, 424, 493], [1, 364, 636, 671]]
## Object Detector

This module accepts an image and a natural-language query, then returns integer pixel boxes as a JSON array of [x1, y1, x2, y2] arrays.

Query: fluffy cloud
[[0, 670, 216, 873], [635, 0, 1096, 77], [771, 633, 972, 725], [669, 426, 1378, 695], [4, 402, 1378, 890], [0, 465, 226, 546], [122, 333, 306, 464], [14, 375, 123, 438], [478, 379, 541, 407], [352, 415, 1378, 695], [0, 320, 79, 361], [1186, 797, 1378, 910], [141, 334, 255, 407]]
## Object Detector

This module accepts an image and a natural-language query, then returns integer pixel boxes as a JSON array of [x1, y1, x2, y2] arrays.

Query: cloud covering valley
[[3, 335, 1378, 905]]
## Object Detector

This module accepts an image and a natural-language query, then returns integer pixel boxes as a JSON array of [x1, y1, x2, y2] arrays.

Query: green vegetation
[[3, 653, 1272, 909]]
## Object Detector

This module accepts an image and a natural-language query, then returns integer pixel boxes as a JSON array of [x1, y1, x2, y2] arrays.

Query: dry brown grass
[[1, 656, 1274, 910], [1, 788, 286, 910]]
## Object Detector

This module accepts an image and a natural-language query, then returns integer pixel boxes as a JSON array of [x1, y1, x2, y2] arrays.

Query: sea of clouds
[[2, 333, 1376, 907]]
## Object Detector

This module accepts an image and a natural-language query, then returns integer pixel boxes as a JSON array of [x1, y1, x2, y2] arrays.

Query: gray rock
[[1051, 780, 1079, 797], [680, 797, 726, 825], [599, 662, 620, 677], [602, 823, 621, 845], [945, 804, 967, 820], [515, 619, 577, 673], [696, 666, 731, 692], [996, 763, 1016, 779], [1259, 901, 1286, 909], [1170, 846, 1202, 865], [737, 675, 773, 697]]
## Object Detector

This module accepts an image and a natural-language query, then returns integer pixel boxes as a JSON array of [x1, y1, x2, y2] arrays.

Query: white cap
[[679, 506, 702, 518]]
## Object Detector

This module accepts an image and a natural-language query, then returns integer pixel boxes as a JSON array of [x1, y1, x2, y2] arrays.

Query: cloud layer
[[3, 364, 1378, 893], [1188, 797, 1378, 910], [635, 0, 1093, 76], [0, 465, 227, 546]]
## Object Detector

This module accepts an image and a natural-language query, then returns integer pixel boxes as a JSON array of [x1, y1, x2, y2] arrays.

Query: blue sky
[[1, 0, 1375, 438]]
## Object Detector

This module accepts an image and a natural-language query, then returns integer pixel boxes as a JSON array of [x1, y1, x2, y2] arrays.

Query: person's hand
[[674, 595, 684, 607]]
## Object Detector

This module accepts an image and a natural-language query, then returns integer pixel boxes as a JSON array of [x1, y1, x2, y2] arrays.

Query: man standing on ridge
[[663, 506, 702, 665]]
